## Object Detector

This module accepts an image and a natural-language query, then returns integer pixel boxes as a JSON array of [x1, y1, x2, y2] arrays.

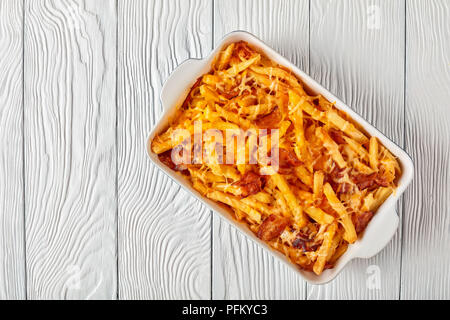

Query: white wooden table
[[0, 0, 449, 300]]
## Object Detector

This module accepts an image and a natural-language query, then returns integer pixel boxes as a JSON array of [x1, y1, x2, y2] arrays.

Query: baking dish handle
[[160, 58, 205, 111], [356, 209, 399, 259]]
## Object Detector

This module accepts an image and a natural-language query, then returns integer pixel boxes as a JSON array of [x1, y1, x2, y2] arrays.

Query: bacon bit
[[276, 167, 294, 175], [339, 182, 353, 194], [354, 211, 374, 233], [329, 128, 346, 145], [292, 237, 320, 252], [353, 171, 391, 190], [313, 155, 328, 171], [217, 87, 239, 100], [257, 215, 289, 241], [158, 150, 176, 170], [324, 263, 335, 270], [375, 173, 390, 187], [277, 148, 302, 168], [304, 118, 314, 130], [158, 150, 188, 173], [181, 77, 202, 109], [331, 163, 346, 177], [323, 174, 339, 192], [235, 41, 254, 60], [327, 169, 353, 194], [236, 171, 266, 197], [353, 173, 378, 190], [255, 107, 282, 129]]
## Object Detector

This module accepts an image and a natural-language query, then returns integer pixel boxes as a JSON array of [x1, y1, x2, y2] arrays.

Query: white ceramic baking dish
[[146, 31, 413, 284]]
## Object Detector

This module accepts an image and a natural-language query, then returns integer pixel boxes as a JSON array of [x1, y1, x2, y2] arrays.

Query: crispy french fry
[[313, 222, 337, 275], [326, 229, 343, 261], [241, 196, 272, 216], [305, 206, 335, 225], [241, 103, 273, 119], [251, 66, 301, 88], [224, 54, 260, 76], [189, 168, 225, 183], [203, 74, 221, 85], [353, 158, 374, 175], [323, 183, 357, 243], [248, 191, 273, 204], [192, 178, 208, 195], [289, 90, 311, 167], [328, 242, 348, 264], [214, 183, 243, 196], [273, 189, 291, 218], [326, 110, 368, 144], [207, 190, 261, 224], [294, 166, 313, 186], [297, 190, 314, 204], [216, 43, 235, 70], [200, 85, 221, 102], [362, 187, 393, 212], [248, 70, 287, 91], [216, 104, 252, 129], [343, 136, 369, 161], [313, 171, 324, 200], [270, 172, 307, 227], [316, 127, 347, 168], [369, 136, 379, 171]]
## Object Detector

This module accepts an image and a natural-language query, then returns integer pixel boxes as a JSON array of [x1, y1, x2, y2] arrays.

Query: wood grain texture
[[213, 0, 309, 299], [24, 0, 117, 299], [307, 0, 405, 300], [117, 0, 212, 299], [401, 0, 450, 299], [0, 0, 25, 300]]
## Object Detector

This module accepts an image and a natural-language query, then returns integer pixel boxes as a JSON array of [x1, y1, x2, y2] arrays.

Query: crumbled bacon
[[255, 108, 281, 129], [354, 211, 374, 233], [325, 164, 348, 191], [236, 171, 266, 197], [277, 148, 302, 168], [292, 237, 320, 252], [352, 171, 391, 191], [276, 167, 294, 175], [217, 87, 239, 100], [324, 263, 334, 270], [329, 128, 346, 145], [352, 173, 378, 190], [158, 150, 188, 173], [329, 163, 346, 180], [313, 155, 328, 171], [257, 215, 289, 241], [235, 41, 254, 60], [339, 182, 353, 194], [375, 173, 390, 187]]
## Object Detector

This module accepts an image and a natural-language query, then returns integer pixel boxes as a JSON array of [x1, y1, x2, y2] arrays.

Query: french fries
[[313, 171, 324, 200], [270, 172, 307, 228], [151, 41, 401, 275], [313, 223, 337, 275], [323, 183, 357, 243], [305, 207, 335, 225]]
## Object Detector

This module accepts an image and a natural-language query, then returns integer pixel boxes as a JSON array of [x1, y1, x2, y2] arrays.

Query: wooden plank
[[307, 0, 405, 299], [213, 0, 309, 299], [0, 0, 25, 300], [24, 0, 117, 299], [117, 0, 212, 299], [401, 0, 450, 299]]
